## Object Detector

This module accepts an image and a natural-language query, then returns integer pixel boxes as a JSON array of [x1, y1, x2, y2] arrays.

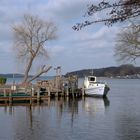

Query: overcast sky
[[0, 0, 139, 75]]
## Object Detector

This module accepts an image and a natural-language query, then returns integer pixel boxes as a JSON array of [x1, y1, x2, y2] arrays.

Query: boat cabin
[[88, 76, 96, 82], [84, 76, 97, 88]]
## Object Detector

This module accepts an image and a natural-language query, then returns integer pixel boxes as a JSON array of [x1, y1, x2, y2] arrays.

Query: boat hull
[[85, 84, 109, 97]]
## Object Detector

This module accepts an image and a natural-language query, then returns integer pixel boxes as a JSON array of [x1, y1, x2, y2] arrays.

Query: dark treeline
[[1, 64, 140, 78], [65, 64, 140, 78], [0, 74, 33, 78]]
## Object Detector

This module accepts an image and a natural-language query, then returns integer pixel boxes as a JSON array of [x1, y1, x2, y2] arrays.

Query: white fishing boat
[[84, 76, 110, 97]]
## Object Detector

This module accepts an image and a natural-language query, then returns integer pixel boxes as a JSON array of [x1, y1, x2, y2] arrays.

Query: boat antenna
[[91, 69, 94, 75]]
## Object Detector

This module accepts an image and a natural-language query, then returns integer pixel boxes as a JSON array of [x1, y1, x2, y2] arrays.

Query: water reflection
[[1, 97, 110, 118], [82, 97, 110, 116], [1, 78, 140, 140], [0, 97, 110, 140]]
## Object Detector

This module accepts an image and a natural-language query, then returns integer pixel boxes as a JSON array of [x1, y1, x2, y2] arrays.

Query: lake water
[[0, 78, 140, 140]]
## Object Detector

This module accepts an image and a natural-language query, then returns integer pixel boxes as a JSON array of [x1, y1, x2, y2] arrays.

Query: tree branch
[[27, 65, 52, 82]]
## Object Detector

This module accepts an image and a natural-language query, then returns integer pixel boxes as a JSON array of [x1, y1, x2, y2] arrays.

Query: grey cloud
[[46, 0, 97, 21], [0, 0, 124, 74]]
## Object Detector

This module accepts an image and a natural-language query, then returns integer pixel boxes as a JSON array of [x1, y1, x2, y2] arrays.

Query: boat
[[83, 76, 110, 97]]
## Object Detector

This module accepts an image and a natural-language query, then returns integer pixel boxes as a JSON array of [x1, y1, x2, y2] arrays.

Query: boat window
[[89, 77, 95, 81]]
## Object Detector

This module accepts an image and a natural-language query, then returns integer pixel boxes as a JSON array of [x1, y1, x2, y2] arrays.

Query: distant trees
[[65, 64, 138, 77], [73, 0, 140, 30], [119, 64, 136, 76], [13, 14, 57, 83]]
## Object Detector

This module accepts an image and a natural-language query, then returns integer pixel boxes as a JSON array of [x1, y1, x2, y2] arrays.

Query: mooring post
[[37, 88, 40, 102], [31, 86, 34, 97], [9, 90, 12, 105], [30, 98, 32, 105], [62, 85, 64, 96], [30, 87, 34, 105], [55, 91, 58, 97], [47, 87, 50, 97], [4, 88, 6, 97], [66, 86, 69, 97]]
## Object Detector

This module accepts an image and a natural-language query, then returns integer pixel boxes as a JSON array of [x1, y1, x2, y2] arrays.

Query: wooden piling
[[37, 89, 40, 102], [9, 90, 12, 105], [31, 87, 35, 96], [47, 87, 50, 97], [56, 91, 58, 97], [30, 87, 34, 105], [66, 86, 69, 96], [4, 89, 6, 97]]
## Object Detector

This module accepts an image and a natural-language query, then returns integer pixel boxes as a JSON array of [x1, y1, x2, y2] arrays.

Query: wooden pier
[[0, 75, 84, 105], [36, 75, 83, 97], [0, 90, 49, 105]]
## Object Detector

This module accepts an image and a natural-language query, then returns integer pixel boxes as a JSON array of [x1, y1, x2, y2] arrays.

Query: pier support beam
[[66, 86, 69, 97], [4, 89, 6, 97], [31, 87, 35, 96], [9, 91, 12, 105], [47, 87, 50, 97], [37, 89, 40, 102], [55, 91, 58, 97]]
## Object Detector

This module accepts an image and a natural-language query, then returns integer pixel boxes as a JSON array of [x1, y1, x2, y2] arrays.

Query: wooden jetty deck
[[0, 93, 49, 104], [0, 84, 48, 104], [0, 75, 84, 105]]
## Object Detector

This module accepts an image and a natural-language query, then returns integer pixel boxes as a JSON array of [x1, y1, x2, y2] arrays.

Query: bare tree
[[72, 0, 140, 63], [114, 23, 140, 62], [13, 14, 57, 83], [73, 0, 140, 30]]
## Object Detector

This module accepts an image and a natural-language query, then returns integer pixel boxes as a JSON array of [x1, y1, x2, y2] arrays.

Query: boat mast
[[91, 69, 94, 75]]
